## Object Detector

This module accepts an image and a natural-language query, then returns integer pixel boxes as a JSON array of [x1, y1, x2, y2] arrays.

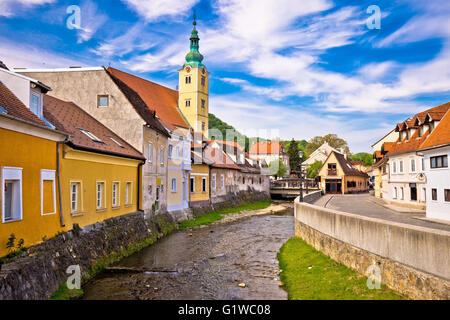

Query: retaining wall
[[294, 199, 450, 299]]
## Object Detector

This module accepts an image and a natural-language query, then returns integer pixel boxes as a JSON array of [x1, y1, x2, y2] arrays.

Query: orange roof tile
[[107, 67, 189, 129], [419, 110, 450, 150]]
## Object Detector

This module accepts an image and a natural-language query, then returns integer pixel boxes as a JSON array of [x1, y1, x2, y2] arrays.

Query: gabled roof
[[321, 151, 368, 177], [0, 81, 47, 127], [107, 67, 189, 129], [204, 144, 240, 170], [43, 95, 145, 160], [419, 109, 450, 150], [105, 69, 169, 137], [249, 141, 281, 154]]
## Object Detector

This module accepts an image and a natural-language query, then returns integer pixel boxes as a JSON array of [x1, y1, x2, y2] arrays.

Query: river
[[82, 205, 294, 300]]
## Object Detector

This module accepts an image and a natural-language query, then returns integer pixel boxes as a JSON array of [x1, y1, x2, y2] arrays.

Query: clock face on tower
[[185, 66, 191, 73]]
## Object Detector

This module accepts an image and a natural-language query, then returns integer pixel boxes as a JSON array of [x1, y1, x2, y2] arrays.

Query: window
[[202, 178, 207, 192], [410, 159, 416, 173], [430, 122, 435, 132], [125, 182, 132, 205], [40, 169, 56, 215], [190, 177, 195, 193], [201, 99, 205, 108], [422, 188, 426, 202], [171, 178, 177, 192], [212, 174, 216, 190], [419, 126, 424, 137], [393, 187, 397, 199], [79, 129, 103, 143], [2, 167, 23, 223], [70, 182, 80, 213], [392, 161, 397, 173], [30, 92, 42, 117], [156, 186, 160, 201], [168, 144, 173, 159], [97, 95, 109, 107], [221, 175, 225, 189], [112, 182, 119, 207], [176, 146, 180, 159], [399, 160, 404, 173], [108, 136, 124, 148], [160, 146, 165, 166], [400, 187, 404, 200], [432, 188, 437, 201], [445, 189, 450, 202], [421, 158, 425, 171], [148, 143, 153, 163], [430, 155, 448, 168], [202, 122, 205, 131], [185, 76, 191, 84], [201, 76, 206, 86], [185, 100, 191, 107], [96, 182, 105, 209]]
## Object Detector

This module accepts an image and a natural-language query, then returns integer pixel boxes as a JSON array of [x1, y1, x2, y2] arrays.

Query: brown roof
[[43, 95, 145, 160], [419, 109, 450, 150], [107, 67, 189, 129], [332, 152, 369, 177], [249, 141, 281, 154], [0, 81, 47, 127], [105, 69, 169, 137]]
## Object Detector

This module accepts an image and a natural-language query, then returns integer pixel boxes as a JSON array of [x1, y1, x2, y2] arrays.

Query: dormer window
[[30, 91, 42, 118], [430, 121, 435, 132], [418, 126, 423, 137]]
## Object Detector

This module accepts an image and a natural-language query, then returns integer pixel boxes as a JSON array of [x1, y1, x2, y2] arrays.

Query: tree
[[287, 138, 301, 171], [350, 152, 374, 167], [305, 134, 350, 157], [306, 161, 323, 179], [269, 159, 287, 179]]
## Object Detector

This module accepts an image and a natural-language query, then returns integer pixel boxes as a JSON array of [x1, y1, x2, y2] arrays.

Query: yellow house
[[0, 81, 68, 257], [319, 151, 369, 194], [189, 146, 212, 207], [43, 95, 146, 229]]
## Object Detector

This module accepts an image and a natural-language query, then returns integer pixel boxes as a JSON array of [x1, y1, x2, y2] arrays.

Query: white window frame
[[30, 91, 42, 118], [40, 169, 56, 215], [171, 178, 177, 193], [125, 181, 132, 205], [221, 174, 225, 189], [202, 177, 207, 193], [393, 187, 397, 199], [212, 174, 216, 190], [392, 161, 397, 174], [1, 167, 23, 223], [190, 177, 195, 193], [96, 181, 105, 210], [148, 143, 153, 163], [112, 181, 120, 207], [168, 143, 173, 159], [70, 182, 80, 213], [399, 160, 404, 173], [400, 187, 404, 200], [410, 158, 416, 173]]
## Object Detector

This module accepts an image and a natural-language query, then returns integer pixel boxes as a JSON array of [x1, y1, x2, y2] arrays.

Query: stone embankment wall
[[0, 211, 176, 300], [302, 190, 322, 204], [294, 199, 450, 300]]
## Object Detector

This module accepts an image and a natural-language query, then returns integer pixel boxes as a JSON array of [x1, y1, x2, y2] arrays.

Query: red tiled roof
[[204, 144, 240, 170], [107, 67, 189, 129], [249, 141, 281, 154], [0, 81, 47, 127], [419, 109, 450, 150], [43, 95, 145, 160]]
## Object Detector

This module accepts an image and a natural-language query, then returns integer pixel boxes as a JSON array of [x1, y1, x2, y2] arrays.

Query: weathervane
[[193, 10, 197, 26]]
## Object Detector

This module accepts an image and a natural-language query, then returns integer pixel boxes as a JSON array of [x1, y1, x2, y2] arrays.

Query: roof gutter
[[65, 141, 146, 161]]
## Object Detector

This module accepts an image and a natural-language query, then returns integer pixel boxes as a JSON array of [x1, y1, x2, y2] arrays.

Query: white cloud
[[73, 0, 108, 43], [0, 0, 55, 17], [121, 0, 199, 22]]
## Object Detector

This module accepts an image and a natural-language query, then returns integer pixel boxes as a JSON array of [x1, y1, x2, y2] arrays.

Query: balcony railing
[[328, 169, 337, 176]]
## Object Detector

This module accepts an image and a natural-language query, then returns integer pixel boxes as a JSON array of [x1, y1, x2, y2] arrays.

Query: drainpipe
[[57, 142, 65, 227], [137, 161, 145, 212]]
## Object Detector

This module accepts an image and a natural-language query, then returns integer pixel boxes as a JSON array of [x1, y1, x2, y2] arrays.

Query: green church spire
[[184, 12, 204, 68]]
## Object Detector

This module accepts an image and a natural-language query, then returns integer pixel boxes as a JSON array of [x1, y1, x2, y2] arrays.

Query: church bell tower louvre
[[178, 13, 209, 138]]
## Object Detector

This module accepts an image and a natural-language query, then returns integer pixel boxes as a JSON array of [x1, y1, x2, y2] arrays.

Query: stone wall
[[294, 200, 450, 300], [0, 211, 176, 300], [303, 190, 322, 204]]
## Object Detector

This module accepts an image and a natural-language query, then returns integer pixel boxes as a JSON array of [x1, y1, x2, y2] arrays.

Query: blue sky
[[1, 0, 449, 152]]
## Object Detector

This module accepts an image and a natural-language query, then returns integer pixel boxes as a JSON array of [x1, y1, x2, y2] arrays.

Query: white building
[[304, 142, 342, 168], [418, 108, 450, 221]]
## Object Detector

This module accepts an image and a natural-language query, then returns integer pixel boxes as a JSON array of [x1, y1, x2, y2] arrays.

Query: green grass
[[50, 283, 84, 300], [278, 237, 406, 300], [179, 201, 273, 230]]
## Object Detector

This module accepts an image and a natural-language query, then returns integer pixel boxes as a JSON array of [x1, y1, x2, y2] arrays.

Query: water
[[82, 207, 294, 300]]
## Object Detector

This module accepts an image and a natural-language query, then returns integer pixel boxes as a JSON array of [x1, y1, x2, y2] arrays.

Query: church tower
[[178, 15, 209, 138]]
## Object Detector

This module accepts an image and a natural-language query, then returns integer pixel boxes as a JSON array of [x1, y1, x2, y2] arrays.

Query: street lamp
[[298, 150, 304, 202]]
